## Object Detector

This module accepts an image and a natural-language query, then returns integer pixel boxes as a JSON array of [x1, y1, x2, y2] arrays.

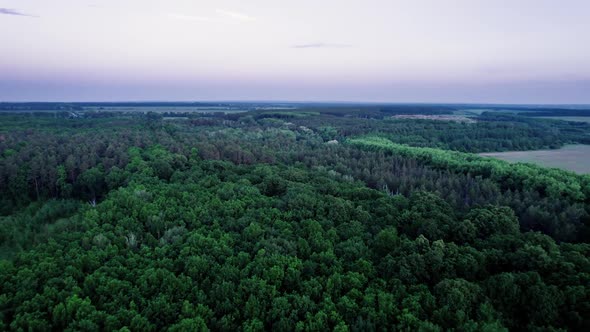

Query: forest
[[0, 105, 589, 331]]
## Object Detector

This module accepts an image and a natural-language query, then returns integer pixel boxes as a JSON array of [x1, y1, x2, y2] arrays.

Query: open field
[[480, 144, 590, 174]]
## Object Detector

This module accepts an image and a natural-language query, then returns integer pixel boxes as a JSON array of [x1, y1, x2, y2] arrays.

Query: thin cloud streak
[[0, 8, 38, 18], [215, 9, 255, 22], [292, 43, 353, 49]]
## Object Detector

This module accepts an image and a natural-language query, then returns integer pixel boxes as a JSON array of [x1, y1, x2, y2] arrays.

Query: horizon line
[[1, 100, 590, 107]]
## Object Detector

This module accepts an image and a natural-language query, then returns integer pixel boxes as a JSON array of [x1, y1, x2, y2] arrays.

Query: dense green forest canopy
[[0, 105, 589, 331]]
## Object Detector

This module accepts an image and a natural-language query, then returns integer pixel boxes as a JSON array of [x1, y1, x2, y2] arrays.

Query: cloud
[[292, 43, 353, 49], [168, 9, 255, 23], [215, 9, 255, 22], [167, 14, 219, 23], [0, 8, 38, 18]]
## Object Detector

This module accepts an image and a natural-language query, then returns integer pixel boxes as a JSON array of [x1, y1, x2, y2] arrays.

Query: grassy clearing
[[480, 145, 590, 174]]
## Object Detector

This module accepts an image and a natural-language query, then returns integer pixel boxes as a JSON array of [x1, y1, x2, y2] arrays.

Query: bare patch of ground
[[480, 145, 590, 174]]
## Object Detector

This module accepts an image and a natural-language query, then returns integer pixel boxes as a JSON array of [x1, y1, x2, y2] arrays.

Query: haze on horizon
[[1, 0, 589, 104]]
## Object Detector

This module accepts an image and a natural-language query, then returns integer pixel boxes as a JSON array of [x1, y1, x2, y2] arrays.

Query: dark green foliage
[[0, 110, 589, 331], [349, 136, 590, 242]]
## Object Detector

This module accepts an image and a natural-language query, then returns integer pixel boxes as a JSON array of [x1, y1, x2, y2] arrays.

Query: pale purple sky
[[1, 0, 589, 103]]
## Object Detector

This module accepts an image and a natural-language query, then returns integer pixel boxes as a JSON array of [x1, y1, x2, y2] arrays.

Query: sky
[[1, 0, 589, 103]]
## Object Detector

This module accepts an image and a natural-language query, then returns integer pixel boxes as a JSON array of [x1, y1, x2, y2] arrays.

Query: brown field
[[480, 145, 590, 174]]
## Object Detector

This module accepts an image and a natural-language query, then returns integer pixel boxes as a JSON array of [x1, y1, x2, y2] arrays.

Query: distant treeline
[[378, 106, 455, 115], [452, 105, 590, 113], [319, 106, 456, 118], [0, 103, 84, 111], [522, 109, 590, 117], [0, 102, 236, 111]]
